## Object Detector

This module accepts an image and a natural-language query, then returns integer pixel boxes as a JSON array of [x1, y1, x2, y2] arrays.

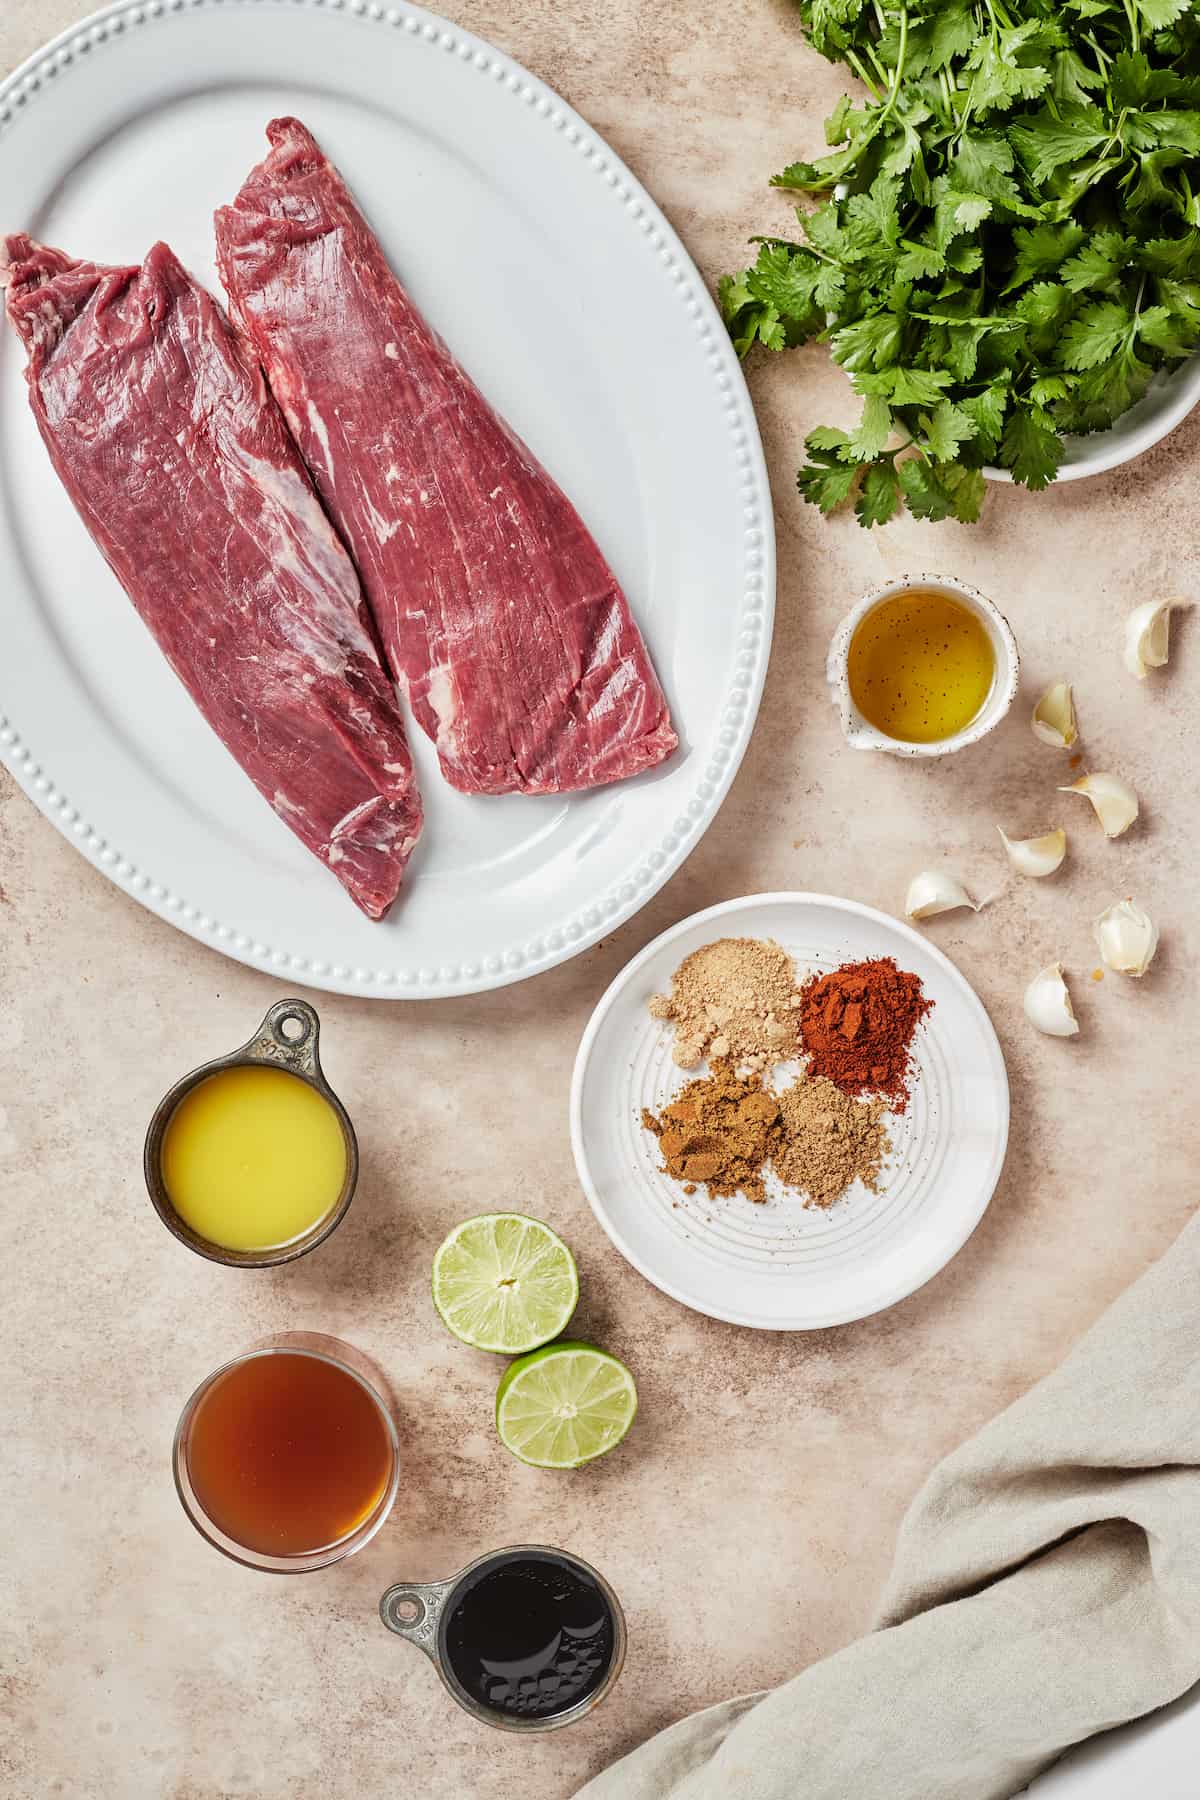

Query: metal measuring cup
[[380, 1546, 627, 1733], [143, 997, 358, 1268]]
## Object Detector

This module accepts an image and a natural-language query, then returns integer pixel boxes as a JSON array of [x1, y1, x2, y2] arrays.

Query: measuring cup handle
[[241, 999, 325, 1080], [380, 1578, 454, 1663]]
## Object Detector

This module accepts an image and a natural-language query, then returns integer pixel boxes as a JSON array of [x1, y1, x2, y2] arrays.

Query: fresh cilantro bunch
[[720, 0, 1200, 526]]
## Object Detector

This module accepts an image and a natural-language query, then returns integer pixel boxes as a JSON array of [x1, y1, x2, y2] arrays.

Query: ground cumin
[[772, 1072, 888, 1208], [648, 937, 802, 1072], [798, 956, 932, 1114], [642, 1059, 890, 1209]]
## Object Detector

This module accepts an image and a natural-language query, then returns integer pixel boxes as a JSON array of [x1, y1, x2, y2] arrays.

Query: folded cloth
[[576, 1209, 1200, 1800]]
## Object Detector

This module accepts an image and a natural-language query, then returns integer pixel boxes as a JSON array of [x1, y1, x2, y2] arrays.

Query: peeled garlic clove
[[1058, 771, 1138, 839], [997, 826, 1067, 878], [1124, 597, 1186, 680], [905, 870, 980, 921], [1024, 963, 1080, 1037], [1094, 899, 1158, 977], [1032, 681, 1078, 748]]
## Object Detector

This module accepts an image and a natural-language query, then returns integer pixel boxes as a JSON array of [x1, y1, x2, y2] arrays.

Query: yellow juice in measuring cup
[[145, 1000, 357, 1267], [161, 1066, 347, 1253]]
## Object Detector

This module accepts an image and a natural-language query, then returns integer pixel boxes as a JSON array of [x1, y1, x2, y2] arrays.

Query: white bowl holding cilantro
[[720, 0, 1200, 526], [984, 351, 1200, 482]]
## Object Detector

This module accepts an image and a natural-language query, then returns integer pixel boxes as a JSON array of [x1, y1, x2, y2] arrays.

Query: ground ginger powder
[[642, 1060, 889, 1209], [647, 937, 803, 1072]]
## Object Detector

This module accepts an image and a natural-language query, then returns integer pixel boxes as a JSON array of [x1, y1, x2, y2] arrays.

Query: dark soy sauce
[[443, 1552, 616, 1721]]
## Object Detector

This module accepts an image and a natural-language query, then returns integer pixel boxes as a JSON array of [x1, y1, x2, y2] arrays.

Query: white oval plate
[[570, 893, 1009, 1330], [0, 0, 772, 998]]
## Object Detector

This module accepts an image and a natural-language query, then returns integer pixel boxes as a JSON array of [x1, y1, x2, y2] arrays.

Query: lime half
[[432, 1214, 579, 1354], [495, 1342, 638, 1468]]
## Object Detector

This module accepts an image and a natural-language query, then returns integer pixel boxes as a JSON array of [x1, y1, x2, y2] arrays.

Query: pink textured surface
[[2, 4, 1199, 1799], [215, 117, 676, 796], [0, 232, 421, 919]]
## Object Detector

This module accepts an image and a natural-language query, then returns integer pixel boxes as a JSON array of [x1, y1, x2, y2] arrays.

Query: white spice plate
[[570, 893, 1009, 1330], [0, 0, 772, 998]]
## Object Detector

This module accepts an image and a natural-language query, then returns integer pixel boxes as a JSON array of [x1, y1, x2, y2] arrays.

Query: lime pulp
[[495, 1342, 638, 1469], [431, 1213, 579, 1354]]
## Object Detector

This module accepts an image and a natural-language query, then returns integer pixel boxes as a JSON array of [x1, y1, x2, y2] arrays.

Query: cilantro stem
[[1122, 0, 1140, 55], [1085, 31, 1111, 72], [874, 7, 909, 132], [845, 48, 883, 102]]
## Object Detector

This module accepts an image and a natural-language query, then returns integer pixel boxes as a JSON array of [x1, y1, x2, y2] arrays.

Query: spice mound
[[799, 956, 932, 1115], [773, 1074, 888, 1208], [642, 1061, 779, 1202], [648, 937, 802, 1072], [642, 1060, 889, 1209]]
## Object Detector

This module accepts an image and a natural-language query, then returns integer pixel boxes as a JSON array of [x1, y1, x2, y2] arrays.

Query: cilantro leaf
[[960, 382, 1010, 453], [1009, 106, 1109, 183], [745, 244, 824, 330], [896, 239, 946, 282], [896, 457, 975, 521], [805, 426, 852, 454], [1009, 221, 1087, 286], [855, 460, 902, 527], [919, 399, 979, 462], [718, 273, 787, 355], [831, 309, 906, 371], [930, 1, 978, 69], [1000, 406, 1064, 488], [841, 394, 893, 461], [797, 450, 859, 513], [1134, 0, 1191, 28], [1059, 232, 1133, 291], [1059, 298, 1135, 368]]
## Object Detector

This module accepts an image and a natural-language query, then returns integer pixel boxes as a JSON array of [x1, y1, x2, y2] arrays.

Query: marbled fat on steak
[[215, 118, 677, 796], [1, 233, 422, 919]]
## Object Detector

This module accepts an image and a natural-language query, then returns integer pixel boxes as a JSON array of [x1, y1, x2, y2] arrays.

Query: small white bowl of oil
[[826, 573, 1019, 758]]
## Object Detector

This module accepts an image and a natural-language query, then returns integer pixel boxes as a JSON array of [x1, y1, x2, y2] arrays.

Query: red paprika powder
[[798, 957, 932, 1114]]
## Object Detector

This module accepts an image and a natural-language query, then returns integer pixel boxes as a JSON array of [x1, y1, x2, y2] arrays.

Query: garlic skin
[[997, 826, 1067, 878], [1032, 681, 1078, 748], [1059, 772, 1139, 839], [905, 870, 980, 921], [1024, 963, 1080, 1038], [1124, 598, 1185, 680], [1094, 899, 1158, 977]]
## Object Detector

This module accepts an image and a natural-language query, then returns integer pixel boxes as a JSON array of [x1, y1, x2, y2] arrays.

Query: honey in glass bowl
[[176, 1347, 397, 1568]]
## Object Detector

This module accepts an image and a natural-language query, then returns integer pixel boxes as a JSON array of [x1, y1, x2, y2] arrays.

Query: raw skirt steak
[[0, 234, 422, 919], [214, 118, 678, 797]]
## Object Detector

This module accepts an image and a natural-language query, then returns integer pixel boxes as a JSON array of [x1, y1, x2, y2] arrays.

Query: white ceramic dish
[[570, 893, 1009, 1330], [826, 572, 1019, 759], [0, 0, 773, 999], [984, 352, 1200, 483]]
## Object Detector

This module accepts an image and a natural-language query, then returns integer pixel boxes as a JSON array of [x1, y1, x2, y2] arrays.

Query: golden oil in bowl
[[847, 587, 996, 744]]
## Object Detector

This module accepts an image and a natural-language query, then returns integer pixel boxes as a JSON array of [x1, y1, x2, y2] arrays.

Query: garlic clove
[[997, 826, 1067, 878], [905, 870, 980, 921], [1032, 681, 1078, 748], [1094, 899, 1159, 978], [1023, 963, 1080, 1037], [1124, 597, 1186, 680], [1058, 771, 1139, 839]]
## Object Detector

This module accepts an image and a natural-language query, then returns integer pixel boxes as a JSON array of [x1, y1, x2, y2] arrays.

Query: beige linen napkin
[[577, 1209, 1200, 1800]]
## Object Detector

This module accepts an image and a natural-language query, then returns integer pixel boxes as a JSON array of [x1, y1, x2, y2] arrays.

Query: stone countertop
[[2, 3, 1197, 1796]]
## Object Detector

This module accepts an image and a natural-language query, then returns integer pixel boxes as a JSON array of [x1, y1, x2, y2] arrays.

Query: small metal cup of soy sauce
[[380, 1546, 626, 1733], [144, 997, 358, 1269]]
